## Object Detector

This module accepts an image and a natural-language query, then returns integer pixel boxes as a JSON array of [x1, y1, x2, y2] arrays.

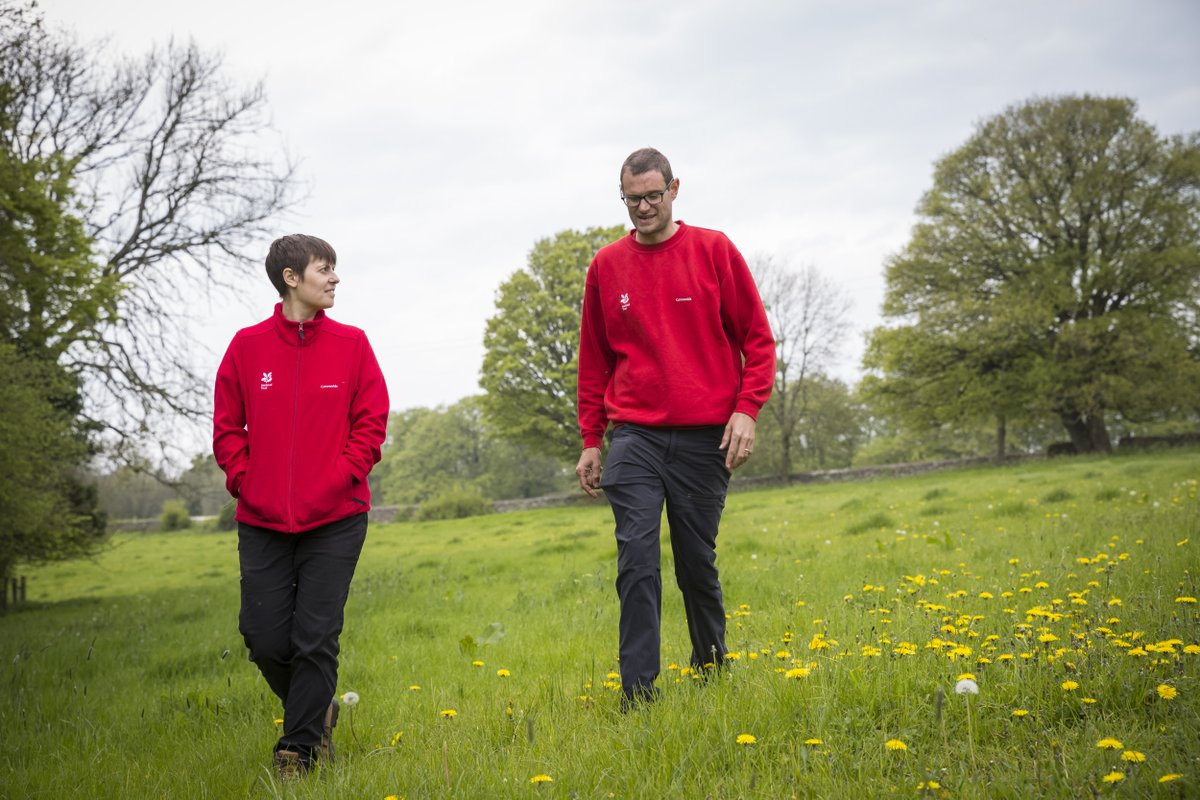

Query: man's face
[[621, 168, 678, 245], [287, 257, 339, 312]]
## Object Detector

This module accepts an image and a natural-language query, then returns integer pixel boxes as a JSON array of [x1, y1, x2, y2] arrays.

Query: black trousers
[[600, 424, 730, 699], [237, 513, 367, 761]]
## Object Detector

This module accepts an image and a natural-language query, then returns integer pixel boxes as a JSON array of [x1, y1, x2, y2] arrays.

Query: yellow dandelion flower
[[957, 672, 976, 681], [496, 668, 511, 678], [391, 731, 403, 746], [439, 709, 457, 718], [385, 795, 399, 800], [1012, 709, 1029, 717], [1159, 773, 1183, 783], [1185, 645, 1200, 654], [530, 774, 553, 784], [1121, 750, 1145, 763], [1102, 772, 1125, 784], [804, 738, 823, 746], [1061, 680, 1079, 691], [1082, 697, 1097, 705], [408, 684, 421, 691], [1176, 596, 1198, 604], [885, 739, 908, 751], [979, 592, 994, 599], [1038, 633, 1059, 644], [736, 733, 757, 745], [785, 667, 811, 679], [1157, 684, 1178, 700], [1096, 737, 1123, 750], [471, 660, 484, 667], [274, 718, 284, 726]]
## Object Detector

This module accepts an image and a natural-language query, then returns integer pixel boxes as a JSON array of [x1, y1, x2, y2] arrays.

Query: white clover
[[955, 678, 979, 695], [341, 691, 360, 707]]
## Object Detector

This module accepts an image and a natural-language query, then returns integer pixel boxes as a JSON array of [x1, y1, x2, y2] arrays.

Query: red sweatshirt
[[213, 303, 389, 533], [577, 222, 776, 449]]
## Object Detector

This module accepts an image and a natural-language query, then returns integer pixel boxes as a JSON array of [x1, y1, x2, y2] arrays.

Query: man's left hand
[[720, 411, 756, 472]]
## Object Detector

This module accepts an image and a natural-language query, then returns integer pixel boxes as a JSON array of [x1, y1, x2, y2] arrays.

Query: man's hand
[[719, 411, 756, 471], [575, 447, 603, 497]]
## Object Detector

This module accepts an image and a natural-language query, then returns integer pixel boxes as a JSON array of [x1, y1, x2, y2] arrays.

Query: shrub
[[418, 485, 493, 521], [159, 499, 191, 531]]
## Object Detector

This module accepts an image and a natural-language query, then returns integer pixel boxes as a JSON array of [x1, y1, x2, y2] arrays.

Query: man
[[213, 234, 389, 778], [575, 147, 775, 708]]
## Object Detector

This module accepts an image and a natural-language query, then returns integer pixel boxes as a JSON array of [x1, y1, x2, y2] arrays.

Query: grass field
[[2, 449, 1197, 798]]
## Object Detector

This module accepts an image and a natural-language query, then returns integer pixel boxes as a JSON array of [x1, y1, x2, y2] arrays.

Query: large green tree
[[863, 95, 1200, 453], [0, 1, 294, 581], [479, 226, 626, 457]]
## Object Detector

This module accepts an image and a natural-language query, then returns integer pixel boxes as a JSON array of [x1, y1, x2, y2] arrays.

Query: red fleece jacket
[[577, 222, 776, 449], [213, 304, 389, 533]]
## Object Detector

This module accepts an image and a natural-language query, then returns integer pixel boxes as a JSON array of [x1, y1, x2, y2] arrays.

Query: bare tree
[[2, 2, 299, 463], [751, 256, 852, 478]]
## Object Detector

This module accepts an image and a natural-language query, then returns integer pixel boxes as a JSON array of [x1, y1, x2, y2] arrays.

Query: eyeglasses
[[620, 187, 670, 208]]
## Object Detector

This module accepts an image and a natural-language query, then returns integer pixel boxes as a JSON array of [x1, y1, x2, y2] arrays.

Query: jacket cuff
[[733, 400, 761, 421]]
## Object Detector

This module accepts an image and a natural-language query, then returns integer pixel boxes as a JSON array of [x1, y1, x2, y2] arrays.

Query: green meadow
[[2, 450, 1197, 799]]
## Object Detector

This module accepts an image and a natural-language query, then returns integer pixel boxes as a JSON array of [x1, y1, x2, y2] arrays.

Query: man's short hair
[[265, 234, 337, 297], [620, 147, 674, 185]]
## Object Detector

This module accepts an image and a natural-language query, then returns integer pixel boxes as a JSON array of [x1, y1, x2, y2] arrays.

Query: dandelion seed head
[[341, 691, 360, 707], [955, 678, 979, 695]]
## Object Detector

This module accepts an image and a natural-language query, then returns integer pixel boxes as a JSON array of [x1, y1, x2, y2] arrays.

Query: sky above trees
[[40, 0, 1200, 438]]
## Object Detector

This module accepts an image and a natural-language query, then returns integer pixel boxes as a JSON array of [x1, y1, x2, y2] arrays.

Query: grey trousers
[[237, 513, 367, 762], [600, 424, 730, 699]]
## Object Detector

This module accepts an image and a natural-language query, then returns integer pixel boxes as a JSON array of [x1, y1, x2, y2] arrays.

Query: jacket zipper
[[287, 321, 305, 531]]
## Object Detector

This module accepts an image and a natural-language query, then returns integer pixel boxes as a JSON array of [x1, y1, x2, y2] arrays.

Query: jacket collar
[[272, 302, 327, 345]]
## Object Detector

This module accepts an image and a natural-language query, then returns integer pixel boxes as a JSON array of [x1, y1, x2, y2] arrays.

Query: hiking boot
[[274, 749, 306, 782], [317, 698, 339, 764]]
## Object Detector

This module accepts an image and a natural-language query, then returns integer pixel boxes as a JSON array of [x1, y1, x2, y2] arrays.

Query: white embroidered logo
[[675, 297, 692, 302], [260, 371, 273, 390], [619, 292, 630, 311]]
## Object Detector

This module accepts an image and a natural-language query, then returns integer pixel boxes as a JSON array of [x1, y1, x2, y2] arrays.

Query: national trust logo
[[260, 371, 273, 390], [619, 292, 630, 312]]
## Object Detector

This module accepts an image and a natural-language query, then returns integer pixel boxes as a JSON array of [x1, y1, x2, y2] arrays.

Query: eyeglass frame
[[619, 183, 673, 208]]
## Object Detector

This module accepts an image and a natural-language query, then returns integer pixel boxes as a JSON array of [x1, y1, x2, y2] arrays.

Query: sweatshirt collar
[[627, 220, 688, 253], [272, 302, 326, 345]]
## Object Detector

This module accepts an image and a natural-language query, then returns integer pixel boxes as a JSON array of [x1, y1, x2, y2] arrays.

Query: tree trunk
[[779, 431, 792, 482], [1058, 409, 1113, 453], [995, 414, 1007, 459]]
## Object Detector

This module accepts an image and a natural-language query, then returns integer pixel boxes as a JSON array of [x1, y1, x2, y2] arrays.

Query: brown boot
[[273, 749, 306, 782], [317, 698, 339, 764]]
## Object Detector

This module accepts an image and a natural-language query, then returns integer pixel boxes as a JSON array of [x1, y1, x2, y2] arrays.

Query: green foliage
[[0, 343, 106, 582], [480, 225, 627, 458], [864, 94, 1200, 454], [158, 499, 191, 531], [376, 396, 569, 507], [3, 449, 1197, 797], [416, 484, 493, 521]]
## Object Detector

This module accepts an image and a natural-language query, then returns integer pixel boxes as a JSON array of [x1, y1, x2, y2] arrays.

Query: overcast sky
[[41, 0, 1200, 442]]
